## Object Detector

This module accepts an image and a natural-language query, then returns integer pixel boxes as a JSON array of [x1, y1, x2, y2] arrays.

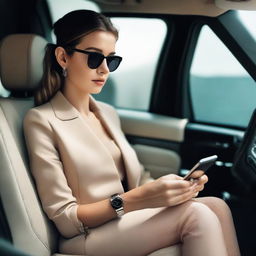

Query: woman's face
[[63, 30, 117, 95]]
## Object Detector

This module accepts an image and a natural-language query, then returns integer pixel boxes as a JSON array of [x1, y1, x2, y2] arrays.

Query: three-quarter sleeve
[[23, 108, 85, 238]]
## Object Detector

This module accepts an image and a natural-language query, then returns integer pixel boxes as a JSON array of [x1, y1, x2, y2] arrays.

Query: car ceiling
[[91, 0, 226, 16]]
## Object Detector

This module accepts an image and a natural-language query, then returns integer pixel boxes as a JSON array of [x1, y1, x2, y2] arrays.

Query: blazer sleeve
[[23, 108, 85, 238]]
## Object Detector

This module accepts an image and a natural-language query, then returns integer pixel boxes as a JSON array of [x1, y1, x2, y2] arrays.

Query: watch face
[[111, 197, 123, 209]]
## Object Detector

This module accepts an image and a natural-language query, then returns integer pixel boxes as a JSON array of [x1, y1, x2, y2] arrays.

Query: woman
[[23, 10, 240, 256]]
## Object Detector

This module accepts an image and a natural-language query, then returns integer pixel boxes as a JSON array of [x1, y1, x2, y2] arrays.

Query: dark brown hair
[[34, 10, 118, 106]]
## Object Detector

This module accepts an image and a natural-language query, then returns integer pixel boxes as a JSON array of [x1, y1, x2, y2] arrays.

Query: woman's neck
[[62, 86, 91, 117]]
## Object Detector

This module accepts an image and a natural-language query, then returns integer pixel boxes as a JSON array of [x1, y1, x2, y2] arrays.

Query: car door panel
[[181, 123, 244, 196], [132, 144, 180, 178], [182, 123, 244, 166], [118, 109, 188, 178], [118, 109, 188, 142]]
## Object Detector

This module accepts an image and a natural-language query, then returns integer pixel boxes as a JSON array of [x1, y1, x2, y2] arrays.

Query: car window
[[0, 80, 9, 97], [238, 10, 256, 42], [94, 17, 167, 110], [189, 25, 256, 128]]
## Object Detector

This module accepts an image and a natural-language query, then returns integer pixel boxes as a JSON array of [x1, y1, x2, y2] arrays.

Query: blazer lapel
[[91, 99, 141, 189], [51, 91, 140, 190], [50, 91, 79, 121]]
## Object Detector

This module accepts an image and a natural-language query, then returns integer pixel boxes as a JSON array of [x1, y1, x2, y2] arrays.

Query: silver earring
[[62, 68, 67, 77]]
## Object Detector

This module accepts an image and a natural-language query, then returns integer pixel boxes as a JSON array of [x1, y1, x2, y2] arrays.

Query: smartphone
[[183, 155, 218, 180]]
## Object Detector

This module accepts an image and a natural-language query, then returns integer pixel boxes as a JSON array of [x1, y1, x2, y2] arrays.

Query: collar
[[50, 91, 100, 121]]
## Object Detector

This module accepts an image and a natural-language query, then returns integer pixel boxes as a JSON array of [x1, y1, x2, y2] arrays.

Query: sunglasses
[[71, 48, 122, 72]]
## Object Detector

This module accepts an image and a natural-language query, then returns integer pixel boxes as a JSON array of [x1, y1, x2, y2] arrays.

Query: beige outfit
[[23, 91, 240, 256], [84, 111, 126, 182]]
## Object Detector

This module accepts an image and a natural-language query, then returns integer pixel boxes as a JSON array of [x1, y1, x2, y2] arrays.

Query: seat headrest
[[0, 34, 48, 91]]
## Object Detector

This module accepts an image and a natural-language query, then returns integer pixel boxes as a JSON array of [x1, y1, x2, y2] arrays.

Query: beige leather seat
[[0, 34, 181, 256]]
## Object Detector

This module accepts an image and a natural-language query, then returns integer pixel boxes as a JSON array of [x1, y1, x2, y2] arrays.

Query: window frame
[[178, 11, 256, 130]]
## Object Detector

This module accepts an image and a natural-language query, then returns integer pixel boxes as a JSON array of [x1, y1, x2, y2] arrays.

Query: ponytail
[[34, 43, 64, 106]]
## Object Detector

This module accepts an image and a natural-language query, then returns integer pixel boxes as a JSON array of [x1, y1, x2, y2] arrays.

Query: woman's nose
[[97, 59, 109, 74]]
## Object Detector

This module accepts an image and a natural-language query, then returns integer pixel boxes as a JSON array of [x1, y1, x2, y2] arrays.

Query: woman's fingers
[[198, 174, 208, 184], [193, 191, 199, 197], [141, 173, 209, 208], [164, 181, 201, 203], [161, 173, 184, 180], [166, 186, 199, 206], [189, 174, 208, 185], [140, 176, 190, 199], [158, 179, 191, 192]]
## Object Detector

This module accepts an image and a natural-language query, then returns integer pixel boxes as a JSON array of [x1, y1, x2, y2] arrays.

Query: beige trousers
[[60, 197, 240, 256]]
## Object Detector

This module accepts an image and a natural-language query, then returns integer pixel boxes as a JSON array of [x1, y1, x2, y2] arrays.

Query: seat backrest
[[0, 34, 58, 256]]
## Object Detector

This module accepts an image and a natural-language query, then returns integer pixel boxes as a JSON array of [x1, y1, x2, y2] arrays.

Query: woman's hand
[[189, 174, 208, 197], [123, 173, 208, 212]]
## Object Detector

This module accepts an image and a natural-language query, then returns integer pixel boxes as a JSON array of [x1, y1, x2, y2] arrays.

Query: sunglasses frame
[[70, 48, 122, 72]]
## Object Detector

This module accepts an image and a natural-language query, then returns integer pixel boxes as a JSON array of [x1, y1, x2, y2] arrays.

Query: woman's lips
[[92, 80, 105, 86]]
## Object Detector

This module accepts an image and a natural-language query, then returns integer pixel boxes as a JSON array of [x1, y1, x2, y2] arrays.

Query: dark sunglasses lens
[[87, 52, 122, 71], [107, 56, 122, 72], [87, 52, 104, 69]]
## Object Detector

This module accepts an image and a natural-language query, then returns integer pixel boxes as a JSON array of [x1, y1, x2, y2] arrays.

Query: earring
[[62, 68, 67, 77]]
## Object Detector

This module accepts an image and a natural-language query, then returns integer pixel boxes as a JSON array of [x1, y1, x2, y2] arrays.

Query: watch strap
[[116, 207, 124, 217]]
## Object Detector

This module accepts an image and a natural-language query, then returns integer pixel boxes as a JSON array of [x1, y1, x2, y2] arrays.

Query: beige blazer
[[23, 91, 151, 239]]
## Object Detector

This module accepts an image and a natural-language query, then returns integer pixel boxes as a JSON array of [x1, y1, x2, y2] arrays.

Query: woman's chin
[[91, 88, 103, 95]]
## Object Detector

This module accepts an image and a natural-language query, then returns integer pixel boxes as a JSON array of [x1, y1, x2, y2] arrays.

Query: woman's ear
[[55, 46, 68, 68]]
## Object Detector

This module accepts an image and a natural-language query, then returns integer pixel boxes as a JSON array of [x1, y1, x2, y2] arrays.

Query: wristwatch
[[110, 193, 124, 217]]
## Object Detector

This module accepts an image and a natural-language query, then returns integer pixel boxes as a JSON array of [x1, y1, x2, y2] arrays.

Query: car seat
[[0, 34, 180, 256]]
